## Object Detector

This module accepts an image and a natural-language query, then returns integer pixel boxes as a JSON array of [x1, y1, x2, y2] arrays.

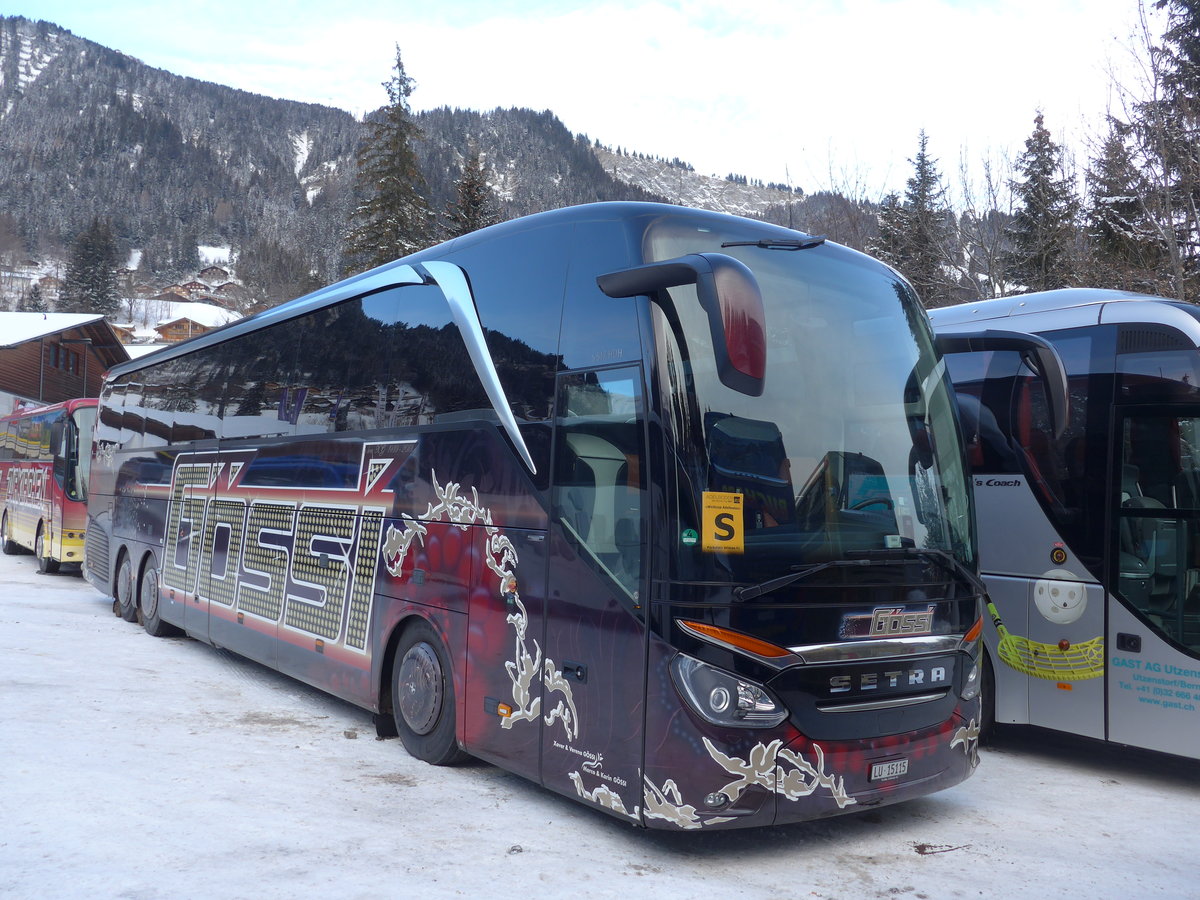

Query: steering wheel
[[849, 497, 894, 511]]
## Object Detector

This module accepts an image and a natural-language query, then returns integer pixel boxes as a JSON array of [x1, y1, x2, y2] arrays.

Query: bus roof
[[928, 288, 1162, 326], [929, 288, 1200, 349], [0, 397, 97, 423]]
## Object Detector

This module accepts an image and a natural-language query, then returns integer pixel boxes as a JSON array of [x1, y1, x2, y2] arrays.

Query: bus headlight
[[670, 654, 787, 728], [961, 659, 980, 702]]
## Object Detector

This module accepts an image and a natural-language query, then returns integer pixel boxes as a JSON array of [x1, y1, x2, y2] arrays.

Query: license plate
[[870, 758, 909, 782]]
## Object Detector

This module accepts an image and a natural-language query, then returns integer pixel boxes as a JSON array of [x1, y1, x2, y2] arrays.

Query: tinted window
[[1117, 412, 1200, 654], [553, 366, 645, 602], [451, 221, 565, 421], [221, 320, 298, 441]]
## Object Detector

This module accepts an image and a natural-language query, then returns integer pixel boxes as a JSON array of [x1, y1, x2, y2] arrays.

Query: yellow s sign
[[701, 491, 744, 554]]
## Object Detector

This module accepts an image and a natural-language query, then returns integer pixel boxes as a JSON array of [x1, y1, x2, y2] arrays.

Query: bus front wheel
[[979, 650, 996, 743], [1, 513, 18, 555], [391, 620, 467, 766], [35, 525, 60, 575], [114, 553, 138, 621]]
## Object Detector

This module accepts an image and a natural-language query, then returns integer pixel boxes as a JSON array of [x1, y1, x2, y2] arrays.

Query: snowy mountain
[[0, 15, 876, 312]]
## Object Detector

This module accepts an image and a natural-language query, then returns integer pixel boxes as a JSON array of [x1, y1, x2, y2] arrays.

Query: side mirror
[[598, 253, 766, 396], [935, 329, 1070, 438]]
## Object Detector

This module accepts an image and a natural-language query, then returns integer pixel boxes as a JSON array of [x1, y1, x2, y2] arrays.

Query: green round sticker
[[681, 529, 699, 546]]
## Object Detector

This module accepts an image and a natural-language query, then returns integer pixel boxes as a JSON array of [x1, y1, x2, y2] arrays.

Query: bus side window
[[553, 367, 645, 601]]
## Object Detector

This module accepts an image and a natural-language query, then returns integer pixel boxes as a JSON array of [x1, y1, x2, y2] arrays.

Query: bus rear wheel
[[35, 525, 60, 575], [1, 513, 18, 555], [114, 553, 138, 621], [139, 561, 180, 637], [391, 620, 467, 766]]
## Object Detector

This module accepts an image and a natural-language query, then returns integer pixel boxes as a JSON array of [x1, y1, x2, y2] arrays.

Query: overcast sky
[[19, 1, 1161, 201]]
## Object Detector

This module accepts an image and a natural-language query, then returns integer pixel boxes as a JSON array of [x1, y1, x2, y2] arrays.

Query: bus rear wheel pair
[[114, 552, 180, 638], [391, 619, 468, 767]]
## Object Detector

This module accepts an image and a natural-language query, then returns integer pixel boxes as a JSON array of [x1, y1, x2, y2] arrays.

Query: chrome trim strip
[[421, 260, 537, 474], [788, 636, 962, 663], [817, 691, 949, 713]]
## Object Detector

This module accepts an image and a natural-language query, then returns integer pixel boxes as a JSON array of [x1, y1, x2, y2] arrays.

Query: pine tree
[[869, 131, 960, 307], [61, 218, 121, 317], [1084, 118, 1166, 293], [444, 145, 501, 239], [1125, 0, 1200, 297], [343, 46, 433, 273], [21, 283, 48, 313], [1004, 113, 1080, 293]]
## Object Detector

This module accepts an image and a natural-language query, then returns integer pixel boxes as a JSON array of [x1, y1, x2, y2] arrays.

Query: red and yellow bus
[[0, 398, 97, 573], [85, 203, 985, 829]]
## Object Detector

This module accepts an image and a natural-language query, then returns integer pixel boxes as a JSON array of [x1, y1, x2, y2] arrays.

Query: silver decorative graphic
[[379, 472, 577, 739], [950, 718, 981, 767], [642, 737, 856, 830]]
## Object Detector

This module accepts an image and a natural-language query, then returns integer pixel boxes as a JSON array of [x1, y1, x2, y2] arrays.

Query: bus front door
[[538, 367, 648, 823], [1107, 408, 1200, 755]]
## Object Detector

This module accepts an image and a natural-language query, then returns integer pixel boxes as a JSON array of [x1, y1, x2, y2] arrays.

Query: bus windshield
[[647, 219, 973, 584]]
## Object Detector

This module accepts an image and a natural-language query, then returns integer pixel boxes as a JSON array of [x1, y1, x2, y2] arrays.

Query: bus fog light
[[961, 661, 980, 702], [671, 653, 787, 728], [704, 792, 729, 809]]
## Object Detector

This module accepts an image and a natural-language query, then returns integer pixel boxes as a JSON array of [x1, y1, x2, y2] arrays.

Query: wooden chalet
[[155, 316, 213, 343], [0, 313, 130, 415], [198, 265, 230, 282]]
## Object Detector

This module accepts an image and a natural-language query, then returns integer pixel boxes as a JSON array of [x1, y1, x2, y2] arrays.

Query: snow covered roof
[[0, 312, 106, 348], [153, 302, 239, 329]]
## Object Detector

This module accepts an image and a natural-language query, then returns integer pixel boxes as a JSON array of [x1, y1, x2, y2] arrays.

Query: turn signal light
[[678, 620, 791, 659]]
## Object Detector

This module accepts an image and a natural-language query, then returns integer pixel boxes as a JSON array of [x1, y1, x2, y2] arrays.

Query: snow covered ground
[[2, 550, 1197, 900]]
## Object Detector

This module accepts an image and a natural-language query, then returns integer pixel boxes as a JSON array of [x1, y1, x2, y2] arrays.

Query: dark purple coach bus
[[85, 202, 983, 829]]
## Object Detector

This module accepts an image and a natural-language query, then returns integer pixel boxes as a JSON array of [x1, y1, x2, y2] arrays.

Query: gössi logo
[[974, 477, 1023, 487]]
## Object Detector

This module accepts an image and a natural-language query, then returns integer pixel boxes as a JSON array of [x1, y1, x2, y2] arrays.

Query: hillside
[[0, 15, 871, 312]]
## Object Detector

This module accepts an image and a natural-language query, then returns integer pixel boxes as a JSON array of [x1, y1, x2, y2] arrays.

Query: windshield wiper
[[733, 547, 985, 602], [734, 558, 875, 602], [845, 547, 987, 597], [721, 237, 826, 251]]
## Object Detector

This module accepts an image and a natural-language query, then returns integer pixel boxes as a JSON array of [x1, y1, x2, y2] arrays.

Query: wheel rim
[[36, 530, 45, 561], [141, 567, 159, 620], [397, 641, 443, 735], [117, 558, 133, 606]]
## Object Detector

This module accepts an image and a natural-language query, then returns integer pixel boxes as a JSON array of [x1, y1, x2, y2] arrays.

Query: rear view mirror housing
[[598, 253, 766, 396]]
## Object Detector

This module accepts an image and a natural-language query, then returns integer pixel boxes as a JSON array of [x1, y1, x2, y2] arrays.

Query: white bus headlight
[[671, 654, 788, 728]]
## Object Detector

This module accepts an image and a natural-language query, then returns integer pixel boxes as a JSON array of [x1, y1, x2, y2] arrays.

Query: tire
[[1, 513, 18, 556], [391, 620, 467, 765], [139, 561, 180, 637], [115, 553, 138, 622], [979, 650, 996, 744], [35, 525, 60, 575]]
